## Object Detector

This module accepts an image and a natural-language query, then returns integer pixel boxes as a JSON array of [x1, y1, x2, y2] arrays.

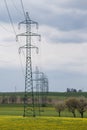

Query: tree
[[67, 88, 71, 92], [77, 97, 87, 118], [65, 98, 78, 117], [55, 102, 65, 117], [9, 96, 17, 103], [66, 88, 77, 93], [78, 89, 82, 92]]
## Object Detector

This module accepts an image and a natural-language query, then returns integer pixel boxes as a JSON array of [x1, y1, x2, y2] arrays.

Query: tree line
[[55, 97, 87, 118], [66, 88, 82, 93]]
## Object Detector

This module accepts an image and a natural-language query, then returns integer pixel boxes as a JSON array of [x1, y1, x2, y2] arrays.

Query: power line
[[4, 0, 16, 36], [18, 54, 25, 77], [20, 0, 26, 18], [11, 0, 23, 16], [0, 23, 14, 34], [4, 0, 25, 78]]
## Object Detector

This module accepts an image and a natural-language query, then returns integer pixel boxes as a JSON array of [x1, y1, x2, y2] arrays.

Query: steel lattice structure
[[16, 12, 41, 117], [40, 74, 49, 107], [33, 67, 49, 115]]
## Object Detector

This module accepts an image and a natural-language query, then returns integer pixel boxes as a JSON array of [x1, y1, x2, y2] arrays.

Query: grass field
[[1, 105, 87, 130], [0, 105, 87, 118], [0, 116, 87, 130], [0, 92, 87, 129], [0, 106, 87, 130]]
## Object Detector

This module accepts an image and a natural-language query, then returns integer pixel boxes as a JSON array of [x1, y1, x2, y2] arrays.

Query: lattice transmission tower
[[16, 12, 41, 117], [33, 67, 49, 115], [40, 74, 49, 107]]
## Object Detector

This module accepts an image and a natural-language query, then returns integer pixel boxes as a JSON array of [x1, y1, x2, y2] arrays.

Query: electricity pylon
[[33, 67, 49, 115], [40, 74, 49, 107], [16, 12, 41, 117]]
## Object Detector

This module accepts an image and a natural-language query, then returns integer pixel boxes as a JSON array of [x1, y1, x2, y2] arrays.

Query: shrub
[[77, 97, 87, 118], [55, 101, 65, 117], [65, 97, 78, 117]]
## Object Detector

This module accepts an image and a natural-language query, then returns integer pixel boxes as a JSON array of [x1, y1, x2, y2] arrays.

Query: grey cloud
[[28, 2, 87, 31], [0, 67, 86, 92], [0, 0, 24, 23], [63, 0, 87, 10], [0, 0, 87, 44], [0, 67, 24, 92], [47, 70, 87, 92], [0, 0, 87, 32], [3, 37, 15, 43], [51, 37, 87, 44]]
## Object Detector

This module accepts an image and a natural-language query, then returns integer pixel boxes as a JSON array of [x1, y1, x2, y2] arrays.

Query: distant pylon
[[16, 12, 41, 117], [33, 67, 49, 115]]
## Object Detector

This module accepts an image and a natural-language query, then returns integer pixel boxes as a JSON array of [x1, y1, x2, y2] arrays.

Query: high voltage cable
[[4, 0, 16, 36], [0, 23, 14, 34], [11, 0, 23, 16], [4, 0, 25, 77], [20, 0, 26, 18]]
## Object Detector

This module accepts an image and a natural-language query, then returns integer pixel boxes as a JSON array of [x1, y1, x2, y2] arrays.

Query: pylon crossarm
[[16, 32, 41, 38], [18, 21, 26, 29], [30, 33, 41, 40], [19, 45, 38, 54], [16, 32, 27, 39], [18, 19, 38, 28], [23, 32, 41, 37], [30, 45, 39, 54], [19, 45, 26, 54]]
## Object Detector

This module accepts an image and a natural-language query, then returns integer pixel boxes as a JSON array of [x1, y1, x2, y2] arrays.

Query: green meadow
[[0, 92, 87, 129], [0, 104, 87, 117]]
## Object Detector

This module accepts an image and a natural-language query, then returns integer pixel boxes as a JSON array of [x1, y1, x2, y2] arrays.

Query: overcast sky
[[0, 0, 87, 92]]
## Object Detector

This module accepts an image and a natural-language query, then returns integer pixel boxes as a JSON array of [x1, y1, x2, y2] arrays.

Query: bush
[[77, 97, 87, 118], [55, 101, 65, 117], [65, 97, 78, 117]]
